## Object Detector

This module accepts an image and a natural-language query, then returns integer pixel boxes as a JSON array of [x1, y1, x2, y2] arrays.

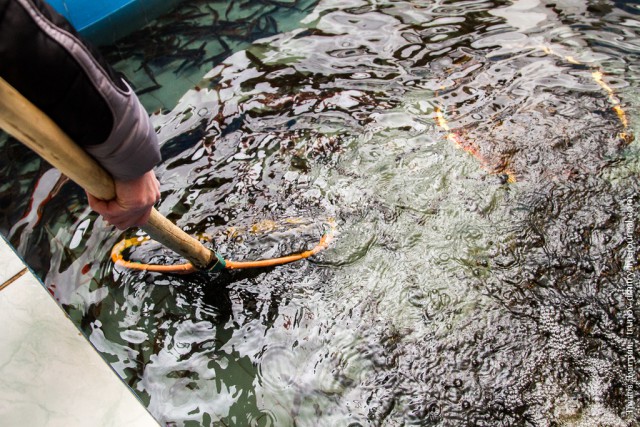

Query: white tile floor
[[0, 235, 159, 427]]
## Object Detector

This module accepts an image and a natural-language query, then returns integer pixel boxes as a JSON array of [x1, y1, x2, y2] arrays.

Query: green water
[[1, 0, 639, 425], [102, 0, 322, 111]]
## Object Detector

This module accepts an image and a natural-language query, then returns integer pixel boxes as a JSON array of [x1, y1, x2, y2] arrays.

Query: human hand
[[86, 170, 161, 230]]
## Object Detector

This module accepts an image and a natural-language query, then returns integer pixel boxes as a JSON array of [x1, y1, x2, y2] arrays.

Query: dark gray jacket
[[0, 0, 161, 180]]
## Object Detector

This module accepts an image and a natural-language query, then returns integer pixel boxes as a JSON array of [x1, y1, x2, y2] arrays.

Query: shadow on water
[[1, 0, 640, 425]]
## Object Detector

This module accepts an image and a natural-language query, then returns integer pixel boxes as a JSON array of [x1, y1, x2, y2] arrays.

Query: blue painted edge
[[45, 0, 183, 45]]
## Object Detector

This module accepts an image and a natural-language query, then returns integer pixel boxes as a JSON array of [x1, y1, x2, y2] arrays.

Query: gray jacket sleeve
[[0, 0, 161, 181]]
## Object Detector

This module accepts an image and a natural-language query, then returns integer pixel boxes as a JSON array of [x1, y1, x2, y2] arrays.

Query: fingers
[[86, 193, 110, 216], [87, 195, 149, 229], [102, 204, 151, 229]]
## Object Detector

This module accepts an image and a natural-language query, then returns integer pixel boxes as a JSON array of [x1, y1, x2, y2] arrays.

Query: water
[[1, 0, 639, 425], [101, 0, 323, 111]]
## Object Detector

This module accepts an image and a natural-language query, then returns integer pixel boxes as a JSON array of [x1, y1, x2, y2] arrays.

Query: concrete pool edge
[[0, 234, 159, 427]]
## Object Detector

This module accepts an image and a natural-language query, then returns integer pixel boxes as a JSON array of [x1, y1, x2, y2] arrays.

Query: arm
[[0, 0, 161, 229]]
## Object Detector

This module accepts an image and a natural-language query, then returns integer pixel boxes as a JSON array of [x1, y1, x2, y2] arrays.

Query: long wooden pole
[[0, 76, 215, 270]]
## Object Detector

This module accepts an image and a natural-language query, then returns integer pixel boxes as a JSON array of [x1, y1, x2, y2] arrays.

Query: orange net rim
[[111, 219, 337, 274]]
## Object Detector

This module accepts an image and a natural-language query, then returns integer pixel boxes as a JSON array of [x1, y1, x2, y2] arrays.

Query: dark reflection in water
[[102, 0, 322, 110], [1, 0, 640, 425]]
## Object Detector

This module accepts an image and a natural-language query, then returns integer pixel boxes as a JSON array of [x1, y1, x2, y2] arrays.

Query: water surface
[[1, 0, 639, 425]]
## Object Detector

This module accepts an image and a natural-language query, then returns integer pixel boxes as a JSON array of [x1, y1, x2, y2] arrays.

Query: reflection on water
[[1, 0, 640, 425], [102, 0, 322, 111]]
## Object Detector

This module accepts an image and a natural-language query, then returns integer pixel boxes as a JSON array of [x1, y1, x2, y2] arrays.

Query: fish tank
[[1, 0, 639, 425]]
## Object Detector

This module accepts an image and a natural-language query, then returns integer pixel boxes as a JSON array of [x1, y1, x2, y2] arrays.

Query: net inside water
[[1, 0, 639, 425]]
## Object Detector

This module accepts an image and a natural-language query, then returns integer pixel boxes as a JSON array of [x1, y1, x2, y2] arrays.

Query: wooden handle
[[0, 76, 215, 269]]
